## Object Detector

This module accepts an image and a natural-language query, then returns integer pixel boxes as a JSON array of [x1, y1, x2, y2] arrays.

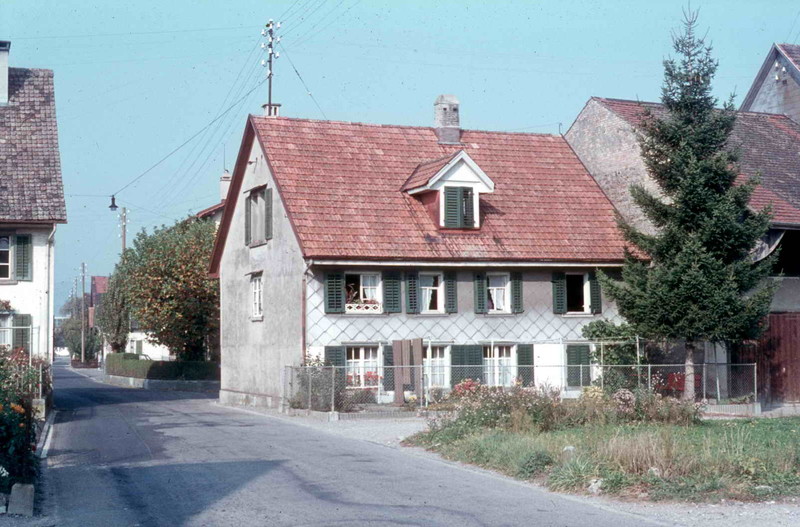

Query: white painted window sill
[[562, 313, 594, 318], [0, 280, 19, 286], [251, 316, 263, 322]]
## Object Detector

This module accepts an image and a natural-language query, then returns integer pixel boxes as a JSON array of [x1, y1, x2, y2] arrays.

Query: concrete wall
[[0, 225, 55, 359], [305, 267, 623, 351], [745, 53, 800, 123], [218, 137, 306, 408], [566, 99, 661, 235]]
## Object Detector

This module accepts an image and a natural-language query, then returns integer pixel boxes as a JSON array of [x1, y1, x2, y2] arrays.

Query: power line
[[282, 0, 326, 29], [111, 77, 267, 197], [291, 0, 362, 48], [290, 0, 348, 45], [278, 43, 327, 119], [9, 25, 259, 40]]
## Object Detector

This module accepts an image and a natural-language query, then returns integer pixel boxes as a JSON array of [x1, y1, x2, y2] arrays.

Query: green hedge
[[106, 354, 219, 381]]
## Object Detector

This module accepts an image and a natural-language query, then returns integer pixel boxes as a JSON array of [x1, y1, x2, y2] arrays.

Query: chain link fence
[[282, 362, 757, 412]]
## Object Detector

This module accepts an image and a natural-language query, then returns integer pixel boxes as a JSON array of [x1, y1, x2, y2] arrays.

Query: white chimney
[[434, 94, 461, 144], [0, 41, 10, 106], [220, 169, 232, 201]]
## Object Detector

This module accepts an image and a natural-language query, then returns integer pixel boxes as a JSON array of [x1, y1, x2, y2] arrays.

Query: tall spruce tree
[[600, 12, 776, 400]]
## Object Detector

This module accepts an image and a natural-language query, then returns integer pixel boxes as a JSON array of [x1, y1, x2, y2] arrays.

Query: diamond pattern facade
[[306, 269, 623, 349]]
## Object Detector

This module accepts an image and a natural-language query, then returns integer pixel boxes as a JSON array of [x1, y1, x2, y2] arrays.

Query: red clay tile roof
[[401, 151, 462, 191], [0, 68, 66, 223], [778, 43, 800, 71], [595, 97, 800, 227], [248, 116, 627, 262], [196, 200, 225, 219]]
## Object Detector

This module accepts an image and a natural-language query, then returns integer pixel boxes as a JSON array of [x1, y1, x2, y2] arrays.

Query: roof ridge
[[250, 114, 563, 138], [593, 96, 800, 121]]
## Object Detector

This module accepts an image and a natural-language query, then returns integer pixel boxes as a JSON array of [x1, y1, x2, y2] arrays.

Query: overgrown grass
[[408, 418, 800, 502]]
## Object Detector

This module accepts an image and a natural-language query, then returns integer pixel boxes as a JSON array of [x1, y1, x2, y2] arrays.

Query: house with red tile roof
[[0, 41, 66, 361], [566, 86, 800, 403], [210, 96, 629, 408]]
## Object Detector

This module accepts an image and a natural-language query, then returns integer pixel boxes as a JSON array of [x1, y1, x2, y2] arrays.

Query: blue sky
[[1, 0, 799, 307]]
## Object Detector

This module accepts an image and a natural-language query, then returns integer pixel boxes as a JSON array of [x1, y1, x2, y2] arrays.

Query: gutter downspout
[[301, 261, 311, 364], [46, 225, 56, 363]]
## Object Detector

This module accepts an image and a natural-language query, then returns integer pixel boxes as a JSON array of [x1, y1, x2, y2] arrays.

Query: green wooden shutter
[[517, 343, 534, 387], [462, 188, 474, 228], [324, 271, 345, 314], [444, 271, 458, 314], [511, 272, 523, 314], [12, 314, 32, 352], [473, 272, 487, 314], [382, 271, 401, 313], [566, 344, 591, 387], [264, 188, 273, 241], [450, 345, 468, 387], [244, 195, 252, 245], [589, 271, 602, 314], [382, 344, 394, 391], [444, 187, 460, 228], [552, 272, 567, 314], [324, 345, 346, 367], [406, 271, 420, 314], [135, 340, 143, 355], [15, 235, 32, 281]]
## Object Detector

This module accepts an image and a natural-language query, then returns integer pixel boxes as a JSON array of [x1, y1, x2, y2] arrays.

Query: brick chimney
[[0, 41, 10, 106], [434, 94, 461, 144]]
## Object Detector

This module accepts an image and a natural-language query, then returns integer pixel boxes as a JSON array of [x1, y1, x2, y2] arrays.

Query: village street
[[15, 359, 670, 527]]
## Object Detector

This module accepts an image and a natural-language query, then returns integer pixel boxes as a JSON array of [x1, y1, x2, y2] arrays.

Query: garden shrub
[[105, 354, 219, 380], [516, 451, 555, 479], [0, 348, 39, 491]]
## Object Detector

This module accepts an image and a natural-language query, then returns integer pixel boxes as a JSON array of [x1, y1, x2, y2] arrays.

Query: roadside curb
[[37, 410, 55, 460]]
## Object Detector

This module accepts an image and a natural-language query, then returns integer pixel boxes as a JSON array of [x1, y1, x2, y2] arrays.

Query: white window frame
[[424, 343, 450, 388], [486, 272, 511, 314], [565, 272, 591, 314], [344, 272, 383, 314], [419, 272, 444, 314], [0, 315, 11, 349], [0, 235, 12, 280], [345, 344, 381, 388], [251, 274, 263, 318], [482, 343, 517, 387]]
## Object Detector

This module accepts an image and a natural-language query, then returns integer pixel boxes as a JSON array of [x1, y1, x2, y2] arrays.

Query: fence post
[[330, 366, 335, 413], [753, 363, 758, 405], [702, 362, 707, 400], [647, 363, 652, 391]]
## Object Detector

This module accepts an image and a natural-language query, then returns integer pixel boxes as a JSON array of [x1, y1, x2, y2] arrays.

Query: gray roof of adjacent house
[[0, 67, 66, 223]]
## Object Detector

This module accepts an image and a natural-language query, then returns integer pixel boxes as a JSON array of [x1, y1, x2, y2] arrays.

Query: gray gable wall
[[565, 99, 660, 235], [741, 46, 800, 123]]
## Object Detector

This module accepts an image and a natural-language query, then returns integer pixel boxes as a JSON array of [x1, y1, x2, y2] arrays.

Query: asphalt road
[[40, 359, 667, 527]]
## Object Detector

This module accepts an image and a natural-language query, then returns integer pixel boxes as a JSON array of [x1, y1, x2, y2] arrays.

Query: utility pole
[[261, 19, 281, 116], [121, 207, 127, 252], [81, 262, 86, 363]]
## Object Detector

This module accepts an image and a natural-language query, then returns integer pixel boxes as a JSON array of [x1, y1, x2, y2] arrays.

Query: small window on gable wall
[[245, 187, 273, 246]]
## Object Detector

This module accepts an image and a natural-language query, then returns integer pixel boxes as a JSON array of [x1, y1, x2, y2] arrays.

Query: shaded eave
[[196, 200, 225, 219]]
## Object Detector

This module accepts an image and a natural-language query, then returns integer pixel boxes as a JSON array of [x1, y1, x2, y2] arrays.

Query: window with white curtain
[[487, 273, 510, 313], [483, 344, 516, 386], [346, 345, 380, 388], [424, 345, 449, 387], [344, 273, 382, 313], [420, 273, 444, 314]]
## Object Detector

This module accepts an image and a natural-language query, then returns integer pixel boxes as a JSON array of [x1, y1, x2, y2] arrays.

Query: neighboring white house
[[0, 41, 66, 361], [209, 96, 630, 408]]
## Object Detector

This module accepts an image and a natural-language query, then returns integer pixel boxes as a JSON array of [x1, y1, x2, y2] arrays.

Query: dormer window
[[443, 187, 474, 228]]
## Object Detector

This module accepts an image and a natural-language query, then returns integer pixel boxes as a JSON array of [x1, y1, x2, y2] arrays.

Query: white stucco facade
[[0, 225, 56, 360]]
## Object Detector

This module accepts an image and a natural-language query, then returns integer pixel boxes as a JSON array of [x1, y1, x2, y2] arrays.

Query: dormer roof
[[402, 150, 494, 194]]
